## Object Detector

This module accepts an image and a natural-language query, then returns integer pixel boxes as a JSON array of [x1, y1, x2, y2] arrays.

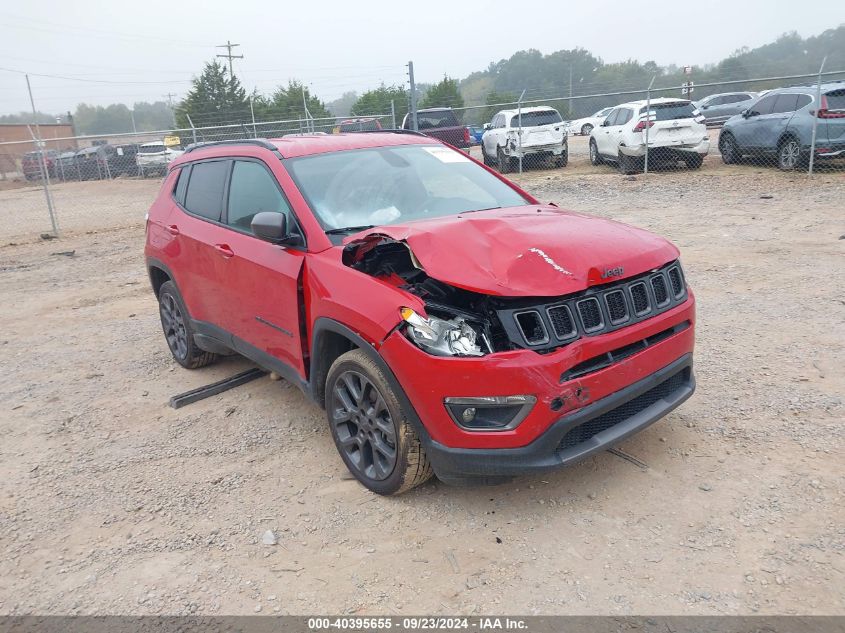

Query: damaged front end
[[342, 234, 517, 358]]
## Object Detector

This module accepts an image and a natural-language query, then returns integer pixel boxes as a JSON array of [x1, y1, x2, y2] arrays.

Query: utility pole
[[130, 109, 137, 134], [163, 92, 177, 108], [569, 65, 573, 117], [407, 61, 418, 132], [216, 40, 243, 78]]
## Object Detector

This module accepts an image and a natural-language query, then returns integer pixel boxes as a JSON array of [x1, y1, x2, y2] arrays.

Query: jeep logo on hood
[[601, 266, 624, 279]]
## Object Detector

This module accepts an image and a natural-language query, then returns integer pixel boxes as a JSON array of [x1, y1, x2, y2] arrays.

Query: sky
[[1, 0, 843, 116]]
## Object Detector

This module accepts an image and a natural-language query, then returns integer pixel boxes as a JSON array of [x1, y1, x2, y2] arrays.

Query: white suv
[[137, 141, 184, 176], [481, 106, 567, 173], [589, 98, 709, 174]]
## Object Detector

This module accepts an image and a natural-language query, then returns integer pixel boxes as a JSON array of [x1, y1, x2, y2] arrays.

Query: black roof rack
[[183, 138, 278, 154]]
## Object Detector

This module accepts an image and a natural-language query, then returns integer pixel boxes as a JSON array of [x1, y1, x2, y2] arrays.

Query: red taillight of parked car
[[463, 127, 471, 143], [817, 95, 845, 119], [632, 120, 655, 132]]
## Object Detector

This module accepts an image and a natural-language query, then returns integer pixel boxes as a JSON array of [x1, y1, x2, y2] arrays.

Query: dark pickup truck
[[402, 107, 470, 149]]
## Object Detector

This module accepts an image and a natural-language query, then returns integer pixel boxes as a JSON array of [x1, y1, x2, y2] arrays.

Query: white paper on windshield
[[422, 146, 471, 163]]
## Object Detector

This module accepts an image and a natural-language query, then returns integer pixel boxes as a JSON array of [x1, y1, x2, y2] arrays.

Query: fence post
[[391, 100, 396, 130], [250, 96, 258, 138], [808, 56, 827, 176], [517, 89, 526, 174], [643, 75, 656, 175], [186, 114, 198, 145], [25, 75, 59, 237], [408, 61, 419, 132]]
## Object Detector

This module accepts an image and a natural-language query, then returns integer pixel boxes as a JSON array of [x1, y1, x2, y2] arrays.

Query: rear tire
[[157, 281, 218, 369], [555, 147, 568, 168], [777, 137, 802, 171], [497, 146, 512, 174], [581, 124, 593, 136], [684, 153, 704, 169], [719, 133, 740, 164], [325, 349, 433, 495], [618, 151, 638, 175], [589, 139, 603, 166]]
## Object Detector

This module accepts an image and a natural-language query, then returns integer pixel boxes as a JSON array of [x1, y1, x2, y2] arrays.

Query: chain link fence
[[1, 64, 843, 244]]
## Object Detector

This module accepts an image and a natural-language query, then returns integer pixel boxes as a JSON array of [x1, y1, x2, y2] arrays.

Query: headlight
[[400, 307, 485, 357]]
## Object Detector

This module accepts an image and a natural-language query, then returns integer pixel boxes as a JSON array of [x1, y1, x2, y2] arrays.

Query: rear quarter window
[[183, 160, 229, 222]]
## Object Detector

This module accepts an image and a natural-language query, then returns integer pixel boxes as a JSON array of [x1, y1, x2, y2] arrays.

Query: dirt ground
[[0, 158, 843, 616]]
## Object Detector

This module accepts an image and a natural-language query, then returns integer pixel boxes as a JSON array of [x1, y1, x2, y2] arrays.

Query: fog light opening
[[444, 395, 537, 432]]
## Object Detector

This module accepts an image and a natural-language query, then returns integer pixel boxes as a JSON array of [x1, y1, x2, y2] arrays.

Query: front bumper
[[425, 353, 694, 480], [621, 138, 710, 158]]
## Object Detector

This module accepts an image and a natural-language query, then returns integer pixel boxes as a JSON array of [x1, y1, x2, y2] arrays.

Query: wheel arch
[[146, 257, 174, 298], [309, 318, 432, 445]]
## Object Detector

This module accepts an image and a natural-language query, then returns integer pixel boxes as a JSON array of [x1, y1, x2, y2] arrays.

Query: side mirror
[[701, 104, 710, 110], [602, 119, 611, 127], [251, 212, 289, 244], [742, 109, 752, 118], [483, 123, 491, 130]]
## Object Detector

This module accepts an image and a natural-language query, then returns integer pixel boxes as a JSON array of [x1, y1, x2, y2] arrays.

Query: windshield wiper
[[324, 225, 376, 235]]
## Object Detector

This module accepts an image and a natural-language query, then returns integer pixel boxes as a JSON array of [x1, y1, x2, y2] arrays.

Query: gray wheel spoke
[[370, 432, 396, 462], [342, 374, 362, 404], [334, 383, 356, 413]]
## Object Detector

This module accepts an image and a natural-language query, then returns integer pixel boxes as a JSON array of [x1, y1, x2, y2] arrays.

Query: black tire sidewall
[[158, 281, 201, 368], [325, 351, 417, 496]]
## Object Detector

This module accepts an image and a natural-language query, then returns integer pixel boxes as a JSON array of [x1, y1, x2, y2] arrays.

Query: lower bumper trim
[[425, 353, 695, 480]]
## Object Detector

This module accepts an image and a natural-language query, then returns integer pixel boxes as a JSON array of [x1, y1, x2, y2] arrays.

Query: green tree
[[480, 90, 518, 125], [350, 84, 408, 125], [419, 76, 464, 110], [326, 91, 359, 118], [252, 80, 332, 131], [175, 60, 249, 129]]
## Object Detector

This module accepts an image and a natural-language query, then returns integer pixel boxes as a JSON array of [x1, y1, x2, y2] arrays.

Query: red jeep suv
[[144, 133, 696, 495]]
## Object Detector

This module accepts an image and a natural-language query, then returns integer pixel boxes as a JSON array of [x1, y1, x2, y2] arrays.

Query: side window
[[226, 160, 293, 232], [725, 94, 747, 104], [495, 114, 504, 129], [605, 109, 620, 126], [174, 166, 190, 204], [751, 94, 778, 116], [183, 160, 229, 222], [772, 94, 800, 114], [617, 108, 633, 125]]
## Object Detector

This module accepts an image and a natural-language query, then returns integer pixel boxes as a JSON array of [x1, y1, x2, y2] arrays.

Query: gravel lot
[[0, 160, 843, 616]]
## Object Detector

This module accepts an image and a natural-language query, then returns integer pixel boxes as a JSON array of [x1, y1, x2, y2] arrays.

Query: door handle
[[166, 224, 180, 235], [214, 244, 234, 258]]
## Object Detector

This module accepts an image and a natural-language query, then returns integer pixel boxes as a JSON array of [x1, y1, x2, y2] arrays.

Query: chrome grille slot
[[547, 305, 577, 340], [514, 310, 548, 345], [604, 289, 629, 325]]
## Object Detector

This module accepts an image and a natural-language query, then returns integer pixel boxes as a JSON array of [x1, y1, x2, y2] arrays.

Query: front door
[[217, 159, 307, 379]]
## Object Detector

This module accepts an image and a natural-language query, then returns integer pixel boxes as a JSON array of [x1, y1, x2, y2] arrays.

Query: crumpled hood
[[344, 206, 678, 297]]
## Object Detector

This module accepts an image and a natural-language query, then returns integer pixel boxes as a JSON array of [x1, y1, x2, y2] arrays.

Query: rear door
[[169, 159, 234, 325], [756, 93, 803, 150], [733, 93, 777, 149], [217, 159, 307, 378]]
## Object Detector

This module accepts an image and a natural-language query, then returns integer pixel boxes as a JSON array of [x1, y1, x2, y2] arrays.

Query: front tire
[[325, 350, 433, 495], [581, 124, 593, 136], [481, 144, 493, 166], [157, 281, 218, 369]]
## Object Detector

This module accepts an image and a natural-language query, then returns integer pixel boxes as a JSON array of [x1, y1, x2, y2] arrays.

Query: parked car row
[[20, 141, 184, 181]]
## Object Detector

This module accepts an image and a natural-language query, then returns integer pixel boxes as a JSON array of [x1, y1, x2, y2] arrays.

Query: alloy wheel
[[331, 370, 397, 481], [160, 293, 188, 360], [779, 140, 800, 170]]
